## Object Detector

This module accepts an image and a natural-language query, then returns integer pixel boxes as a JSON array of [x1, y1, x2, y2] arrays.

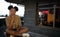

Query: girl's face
[[9, 8, 16, 15]]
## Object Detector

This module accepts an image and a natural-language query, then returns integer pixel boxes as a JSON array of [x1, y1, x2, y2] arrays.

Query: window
[[37, 3, 60, 28], [0, 0, 25, 19]]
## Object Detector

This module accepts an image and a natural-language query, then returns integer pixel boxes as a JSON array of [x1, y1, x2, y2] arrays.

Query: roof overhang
[[5, 0, 25, 5]]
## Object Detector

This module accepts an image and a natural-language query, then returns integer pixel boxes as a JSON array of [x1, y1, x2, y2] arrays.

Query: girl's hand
[[17, 27, 21, 31], [8, 24, 12, 29]]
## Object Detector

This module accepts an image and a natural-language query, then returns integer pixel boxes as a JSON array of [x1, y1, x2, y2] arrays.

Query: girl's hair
[[8, 5, 18, 11]]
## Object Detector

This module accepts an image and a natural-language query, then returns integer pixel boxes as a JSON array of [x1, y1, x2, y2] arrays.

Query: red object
[[42, 10, 49, 14]]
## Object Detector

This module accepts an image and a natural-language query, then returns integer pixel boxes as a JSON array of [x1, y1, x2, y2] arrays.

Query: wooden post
[[53, 5, 56, 28]]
